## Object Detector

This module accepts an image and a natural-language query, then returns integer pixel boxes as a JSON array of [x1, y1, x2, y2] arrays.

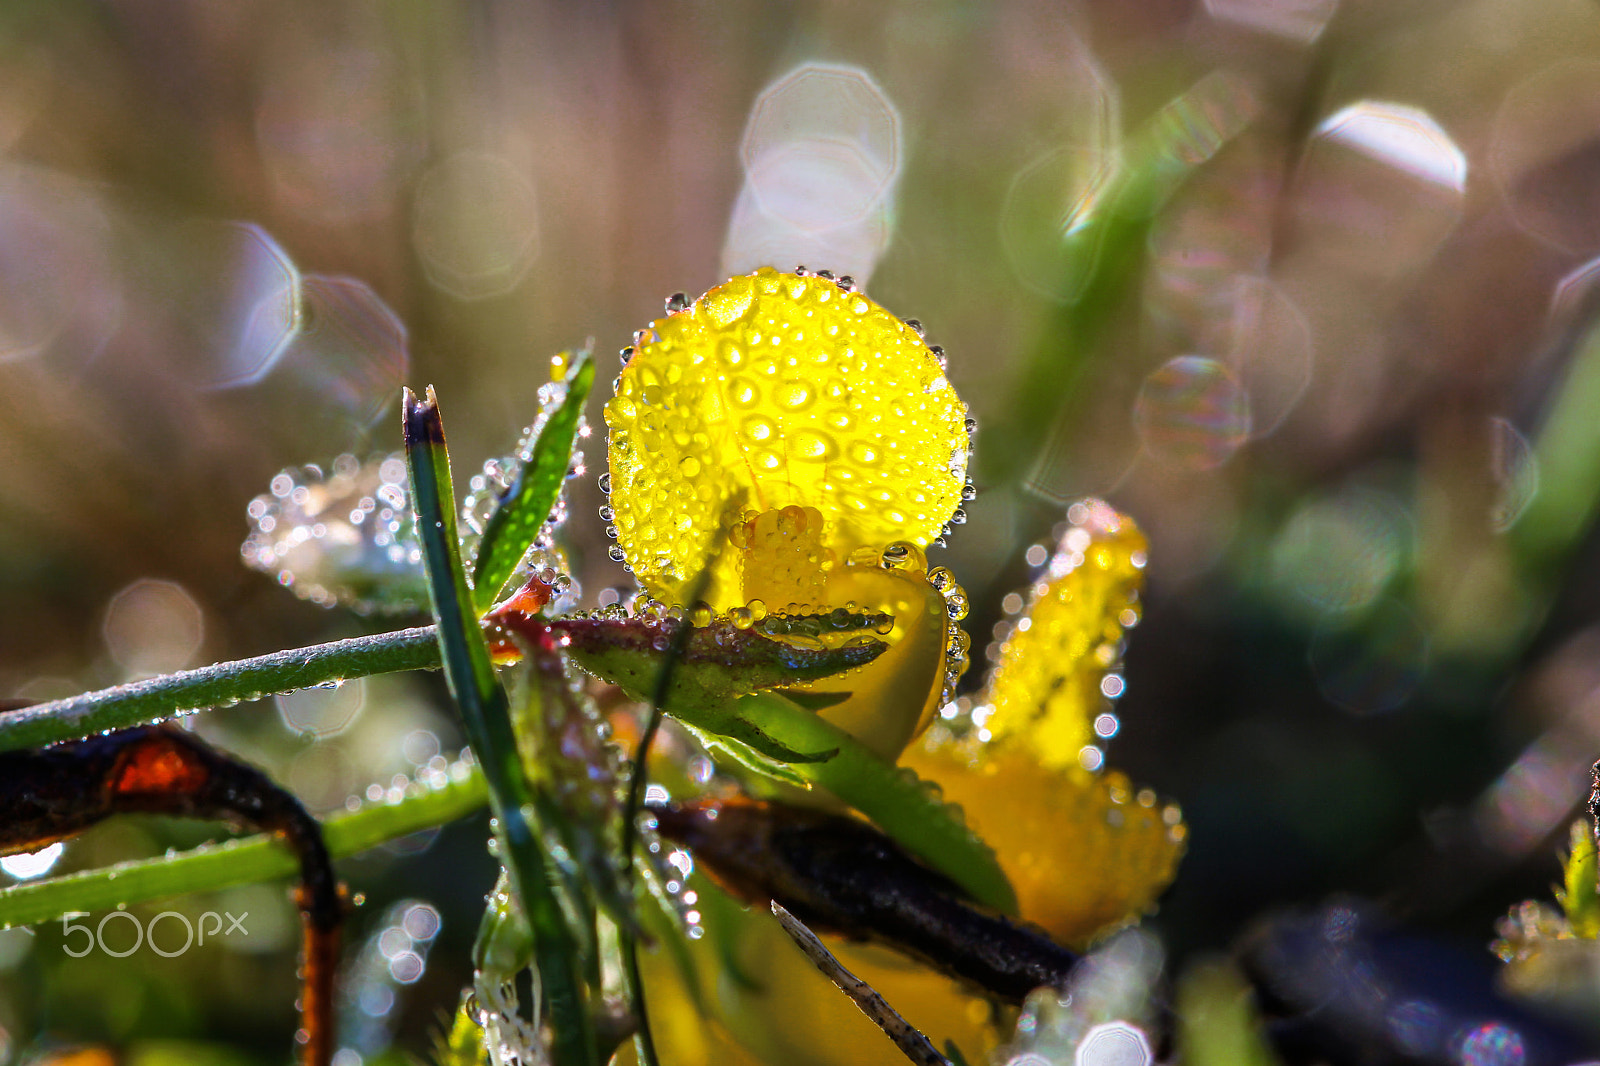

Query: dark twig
[[771, 901, 953, 1066]]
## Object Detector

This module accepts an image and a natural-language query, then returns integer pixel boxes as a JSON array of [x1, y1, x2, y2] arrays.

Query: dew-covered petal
[[901, 745, 1185, 948], [982, 499, 1147, 772], [604, 267, 968, 608]]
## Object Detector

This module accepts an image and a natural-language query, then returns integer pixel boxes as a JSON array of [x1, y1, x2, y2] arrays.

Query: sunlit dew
[[1308, 598, 1428, 715], [170, 219, 302, 388], [1075, 1022, 1151, 1066], [412, 151, 539, 300], [268, 274, 410, 429], [1269, 489, 1406, 613], [254, 44, 422, 222], [1455, 1022, 1525, 1066], [102, 578, 205, 678], [241, 451, 427, 614], [1132, 355, 1251, 469], [0, 164, 120, 369], [277, 677, 367, 738], [1296, 101, 1466, 277], [722, 63, 900, 283], [1489, 416, 1539, 533], [1202, 0, 1338, 43], [0, 842, 63, 880], [1490, 60, 1600, 254]]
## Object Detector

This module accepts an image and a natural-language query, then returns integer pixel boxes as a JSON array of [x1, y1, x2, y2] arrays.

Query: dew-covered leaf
[[492, 611, 889, 712], [505, 636, 643, 939], [471, 350, 595, 612]]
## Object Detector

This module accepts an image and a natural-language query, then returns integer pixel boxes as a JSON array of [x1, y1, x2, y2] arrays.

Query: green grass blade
[[0, 627, 441, 754], [404, 386, 597, 1066], [983, 71, 1259, 488], [0, 764, 488, 930], [471, 351, 595, 612]]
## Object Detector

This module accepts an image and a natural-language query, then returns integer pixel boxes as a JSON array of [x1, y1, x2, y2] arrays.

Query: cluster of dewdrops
[[241, 452, 426, 615]]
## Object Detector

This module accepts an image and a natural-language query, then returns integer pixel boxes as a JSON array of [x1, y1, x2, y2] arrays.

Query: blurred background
[[6, 0, 1600, 1062]]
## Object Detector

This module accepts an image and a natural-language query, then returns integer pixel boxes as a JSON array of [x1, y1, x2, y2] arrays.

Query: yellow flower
[[903, 500, 1186, 948], [606, 274, 1184, 1064], [604, 267, 972, 759]]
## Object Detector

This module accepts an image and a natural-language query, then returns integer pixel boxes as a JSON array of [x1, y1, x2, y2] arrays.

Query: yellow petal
[[605, 268, 969, 608], [636, 887, 1002, 1066], [902, 742, 1186, 948], [799, 556, 955, 761], [982, 499, 1147, 774]]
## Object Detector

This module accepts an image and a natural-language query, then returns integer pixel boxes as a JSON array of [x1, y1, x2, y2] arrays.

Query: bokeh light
[[999, 38, 1120, 303], [1202, 0, 1338, 43], [1270, 489, 1407, 613], [1075, 1022, 1151, 1066], [0, 842, 63, 881], [101, 578, 205, 678], [276, 677, 367, 738], [0, 165, 119, 368], [722, 63, 901, 282], [168, 219, 303, 388], [269, 274, 410, 430], [1490, 60, 1600, 254], [412, 152, 540, 300], [1132, 356, 1251, 469], [1002, 142, 1120, 303], [1296, 102, 1466, 277], [1224, 276, 1313, 437], [1489, 416, 1540, 533], [255, 43, 422, 222], [1308, 599, 1429, 715], [1455, 1022, 1525, 1066]]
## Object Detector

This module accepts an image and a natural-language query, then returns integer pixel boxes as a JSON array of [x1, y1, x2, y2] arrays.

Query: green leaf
[[404, 387, 597, 1066], [1559, 818, 1600, 939], [471, 351, 596, 612], [685, 692, 1017, 915], [542, 614, 888, 712], [505, 641, 642, 940], [675, 721, 813, 789], [0, 763, 488, 931]]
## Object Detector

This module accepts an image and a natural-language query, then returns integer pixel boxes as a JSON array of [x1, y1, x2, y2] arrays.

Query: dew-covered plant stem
[[0, 626, 442, 754], [0, 762, 487, 930], [406, 387, 598, 1066]]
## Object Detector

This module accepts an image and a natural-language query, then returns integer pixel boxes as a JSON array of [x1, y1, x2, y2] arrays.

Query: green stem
[[0, 627, 442, 754], [0, 763, 488, 930], [406, 388, 596, 1066]]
